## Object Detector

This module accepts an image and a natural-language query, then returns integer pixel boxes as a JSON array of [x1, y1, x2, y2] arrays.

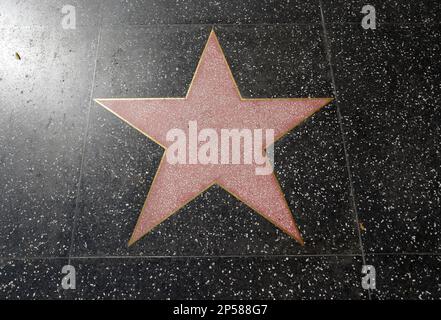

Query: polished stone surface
[[0, 0, 440, 299], [0, 25, 99, 257], [0, 258, 67, 299], [322, 0, 440, 24], [99, 0, 322, 25], [66, 256, 365, 299], [326, 24, 441, 254], [366, 254, 441, 299]]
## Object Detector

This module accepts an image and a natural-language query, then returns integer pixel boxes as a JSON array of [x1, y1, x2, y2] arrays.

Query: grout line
[[4, 251, 441, 262], [2, 252, 441, 261], [0, 254, 363, 261], [71, 254, 361, 259], [365, 252, 441, 256], [1, 22, 440, 28], [67, 17, 103, 265], [0, 252, 441, 261], [318, 0, 371, 300], [71, 254, 360, 260], [99, 22, 324, 27], [324, 22, 441, 26], [70, 22, 441, 27]]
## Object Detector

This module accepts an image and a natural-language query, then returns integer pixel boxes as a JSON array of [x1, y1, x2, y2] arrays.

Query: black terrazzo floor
[[0, 0, 440, 299]]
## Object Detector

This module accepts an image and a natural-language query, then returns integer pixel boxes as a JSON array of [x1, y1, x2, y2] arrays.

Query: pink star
[[96, 31, 332, 246]]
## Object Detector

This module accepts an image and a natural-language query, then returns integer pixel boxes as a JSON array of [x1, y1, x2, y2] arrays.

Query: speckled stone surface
[[66, 256, 365, 299], [366, 255, 441, 299], [0, 0, 102, 26], [0, 258, 68, 299], [100, 0, 322, 25], [0, 0, 440, 299], [0, 26, 99, 257], [322, 0, 440, 24], [327, 24, 441, 253]]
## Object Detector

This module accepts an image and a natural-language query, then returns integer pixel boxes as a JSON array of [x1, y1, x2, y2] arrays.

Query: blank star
[[95, 31, 332, 246]]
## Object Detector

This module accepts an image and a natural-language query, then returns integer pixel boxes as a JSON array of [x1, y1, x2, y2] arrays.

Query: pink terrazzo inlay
[[96, 31, 332, 246]]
